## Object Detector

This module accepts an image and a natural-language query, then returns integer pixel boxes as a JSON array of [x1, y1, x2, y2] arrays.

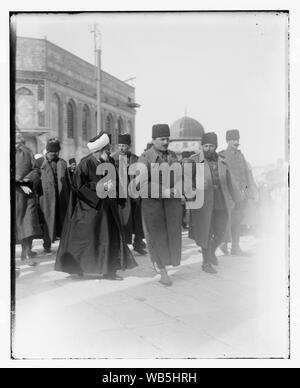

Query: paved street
[[13, 229, 289, 359]]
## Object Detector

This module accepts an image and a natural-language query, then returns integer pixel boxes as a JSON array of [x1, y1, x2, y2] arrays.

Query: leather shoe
[[159, 279, 173, 286], [159, 269, 173, 286], [202, 263, 217, 274], [134, 247, 147, 255], [210, 253, 219, 266]]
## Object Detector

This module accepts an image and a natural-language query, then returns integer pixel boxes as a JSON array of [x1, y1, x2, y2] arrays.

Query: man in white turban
[[55, 131, 137, 279]]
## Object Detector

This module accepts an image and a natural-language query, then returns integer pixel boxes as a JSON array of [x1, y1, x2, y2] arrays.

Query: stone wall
[[15, 37, 138, 159]]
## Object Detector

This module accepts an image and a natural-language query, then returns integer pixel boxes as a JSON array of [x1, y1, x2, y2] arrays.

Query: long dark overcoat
[[138, 147, 182, 268], [55, 154, 137, 275], [113, 151, 144, 245], [15, 144, 42, 242], [188, 153, 241, 248], [39, 157, 68, 242]]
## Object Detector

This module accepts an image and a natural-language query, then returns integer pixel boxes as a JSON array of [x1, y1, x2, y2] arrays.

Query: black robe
[[15, 144, 42, 242], [112, 151, 145, 245], [55, 154, 137, 275]]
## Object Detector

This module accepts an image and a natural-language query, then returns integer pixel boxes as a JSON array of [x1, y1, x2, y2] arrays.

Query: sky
[[12, 11, 288, 166]]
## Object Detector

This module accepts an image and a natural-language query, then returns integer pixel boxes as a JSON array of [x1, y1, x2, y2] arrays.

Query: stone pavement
[[12, 231, 289, 359]]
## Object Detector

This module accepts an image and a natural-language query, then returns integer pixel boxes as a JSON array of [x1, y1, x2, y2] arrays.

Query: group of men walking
[[15, 123, 257, 286], [16, 131, 69, 265]]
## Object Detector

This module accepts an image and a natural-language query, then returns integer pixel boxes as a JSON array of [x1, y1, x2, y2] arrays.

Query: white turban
[[87, 133, 110, 153]]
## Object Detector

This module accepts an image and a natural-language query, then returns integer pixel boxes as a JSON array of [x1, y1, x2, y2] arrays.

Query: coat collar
[[41, 156, 63, 170], [145, 146, 174, 163], [193, 152, 227, 167], [145, 146, 161, 163], [226, 145, 241, 154]]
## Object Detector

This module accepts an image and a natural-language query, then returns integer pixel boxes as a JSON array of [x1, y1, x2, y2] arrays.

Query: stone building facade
[[15, 37, 139, 161]]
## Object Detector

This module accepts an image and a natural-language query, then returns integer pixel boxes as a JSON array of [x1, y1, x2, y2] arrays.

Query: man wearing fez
[[68, 158, 77, 180], [39, 138, 67, 253], [219, 130, 257, 255], [189, 132, 241, 274], [15, 129, 41, 265], [138, 124, 182, 286], [55, 132, 137, 280], [60, 158, 77, 210], [113, 133, 147, 255]]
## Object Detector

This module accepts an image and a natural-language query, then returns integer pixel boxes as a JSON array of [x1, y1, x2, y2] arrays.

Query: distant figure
[[15, 129, 41, 265], [55, 132, 137, 279], [113, 133, 147, 255], [68, 158, 77, 181], [219, 130, 258, 255], [39, 138, 67, 253], [60, 157, 77, 214], [188, 132, 241, 274]]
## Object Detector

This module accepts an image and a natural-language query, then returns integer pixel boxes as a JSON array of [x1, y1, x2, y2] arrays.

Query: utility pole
[[91, 24, 102, 134]]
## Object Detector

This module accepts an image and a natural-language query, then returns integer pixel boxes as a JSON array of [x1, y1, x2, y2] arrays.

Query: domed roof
[[170, 116, 205, 139]]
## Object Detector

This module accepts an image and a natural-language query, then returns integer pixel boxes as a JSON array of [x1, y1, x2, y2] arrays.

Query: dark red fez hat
[[118, 133, 131, 146], [152, 124, 170, 139], [226, 129, 240, 141], [201, 132, 218, 147]]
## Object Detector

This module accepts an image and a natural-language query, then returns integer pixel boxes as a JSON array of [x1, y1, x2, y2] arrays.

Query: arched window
[[82, 105, 90, 141], [105, 113, 113, 133], [127, 120, 133, 134], [51, 93, 60, 137], [117, 116, 124, 135], [16, 87, 33, 96], [67, 100, 75, 139], [15, 87, 35, 128]]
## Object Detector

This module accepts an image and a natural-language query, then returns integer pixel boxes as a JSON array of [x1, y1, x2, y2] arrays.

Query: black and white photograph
[[1, 1, 300, 369]]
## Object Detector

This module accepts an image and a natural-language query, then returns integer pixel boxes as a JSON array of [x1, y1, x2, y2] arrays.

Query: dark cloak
[[55, 154, 137, 275]]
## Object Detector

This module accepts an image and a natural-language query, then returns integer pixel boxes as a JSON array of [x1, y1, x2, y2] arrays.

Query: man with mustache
[[38, 138, 67, 253], [113, 133, 147, 256], [138, 124, 182, 286], [189, 132, 241, 274], [15, 128, 41, 265], [219, 130, 257, 255]]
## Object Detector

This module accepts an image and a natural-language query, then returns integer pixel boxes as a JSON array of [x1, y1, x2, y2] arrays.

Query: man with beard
[[113, 133, 147, 255], [60, 157, 77, 214], [15, 129, 41, 266], [219, 130, 257, 255], [189, 132, 241, 274], [55, 131, 137, 280], [138, 124, 182, 286], [39, 138, 68, 253], [67, 158, 77, 183]]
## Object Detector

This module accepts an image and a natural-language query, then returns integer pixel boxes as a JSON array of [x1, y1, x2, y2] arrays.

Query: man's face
[[203, 144, 217, 158], [118, 144, 130, 154], [70, 162, 77, 171], [228, 139, 240, 149], [98, 144, 111, 161], [15, 130, 23, 146], [152, 137, 170, 152], [47, 151, 59, 161]]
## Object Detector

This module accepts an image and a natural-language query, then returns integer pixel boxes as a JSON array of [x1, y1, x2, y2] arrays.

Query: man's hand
[[104, 180, 114, 192], [20, 185, 32, 195]]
